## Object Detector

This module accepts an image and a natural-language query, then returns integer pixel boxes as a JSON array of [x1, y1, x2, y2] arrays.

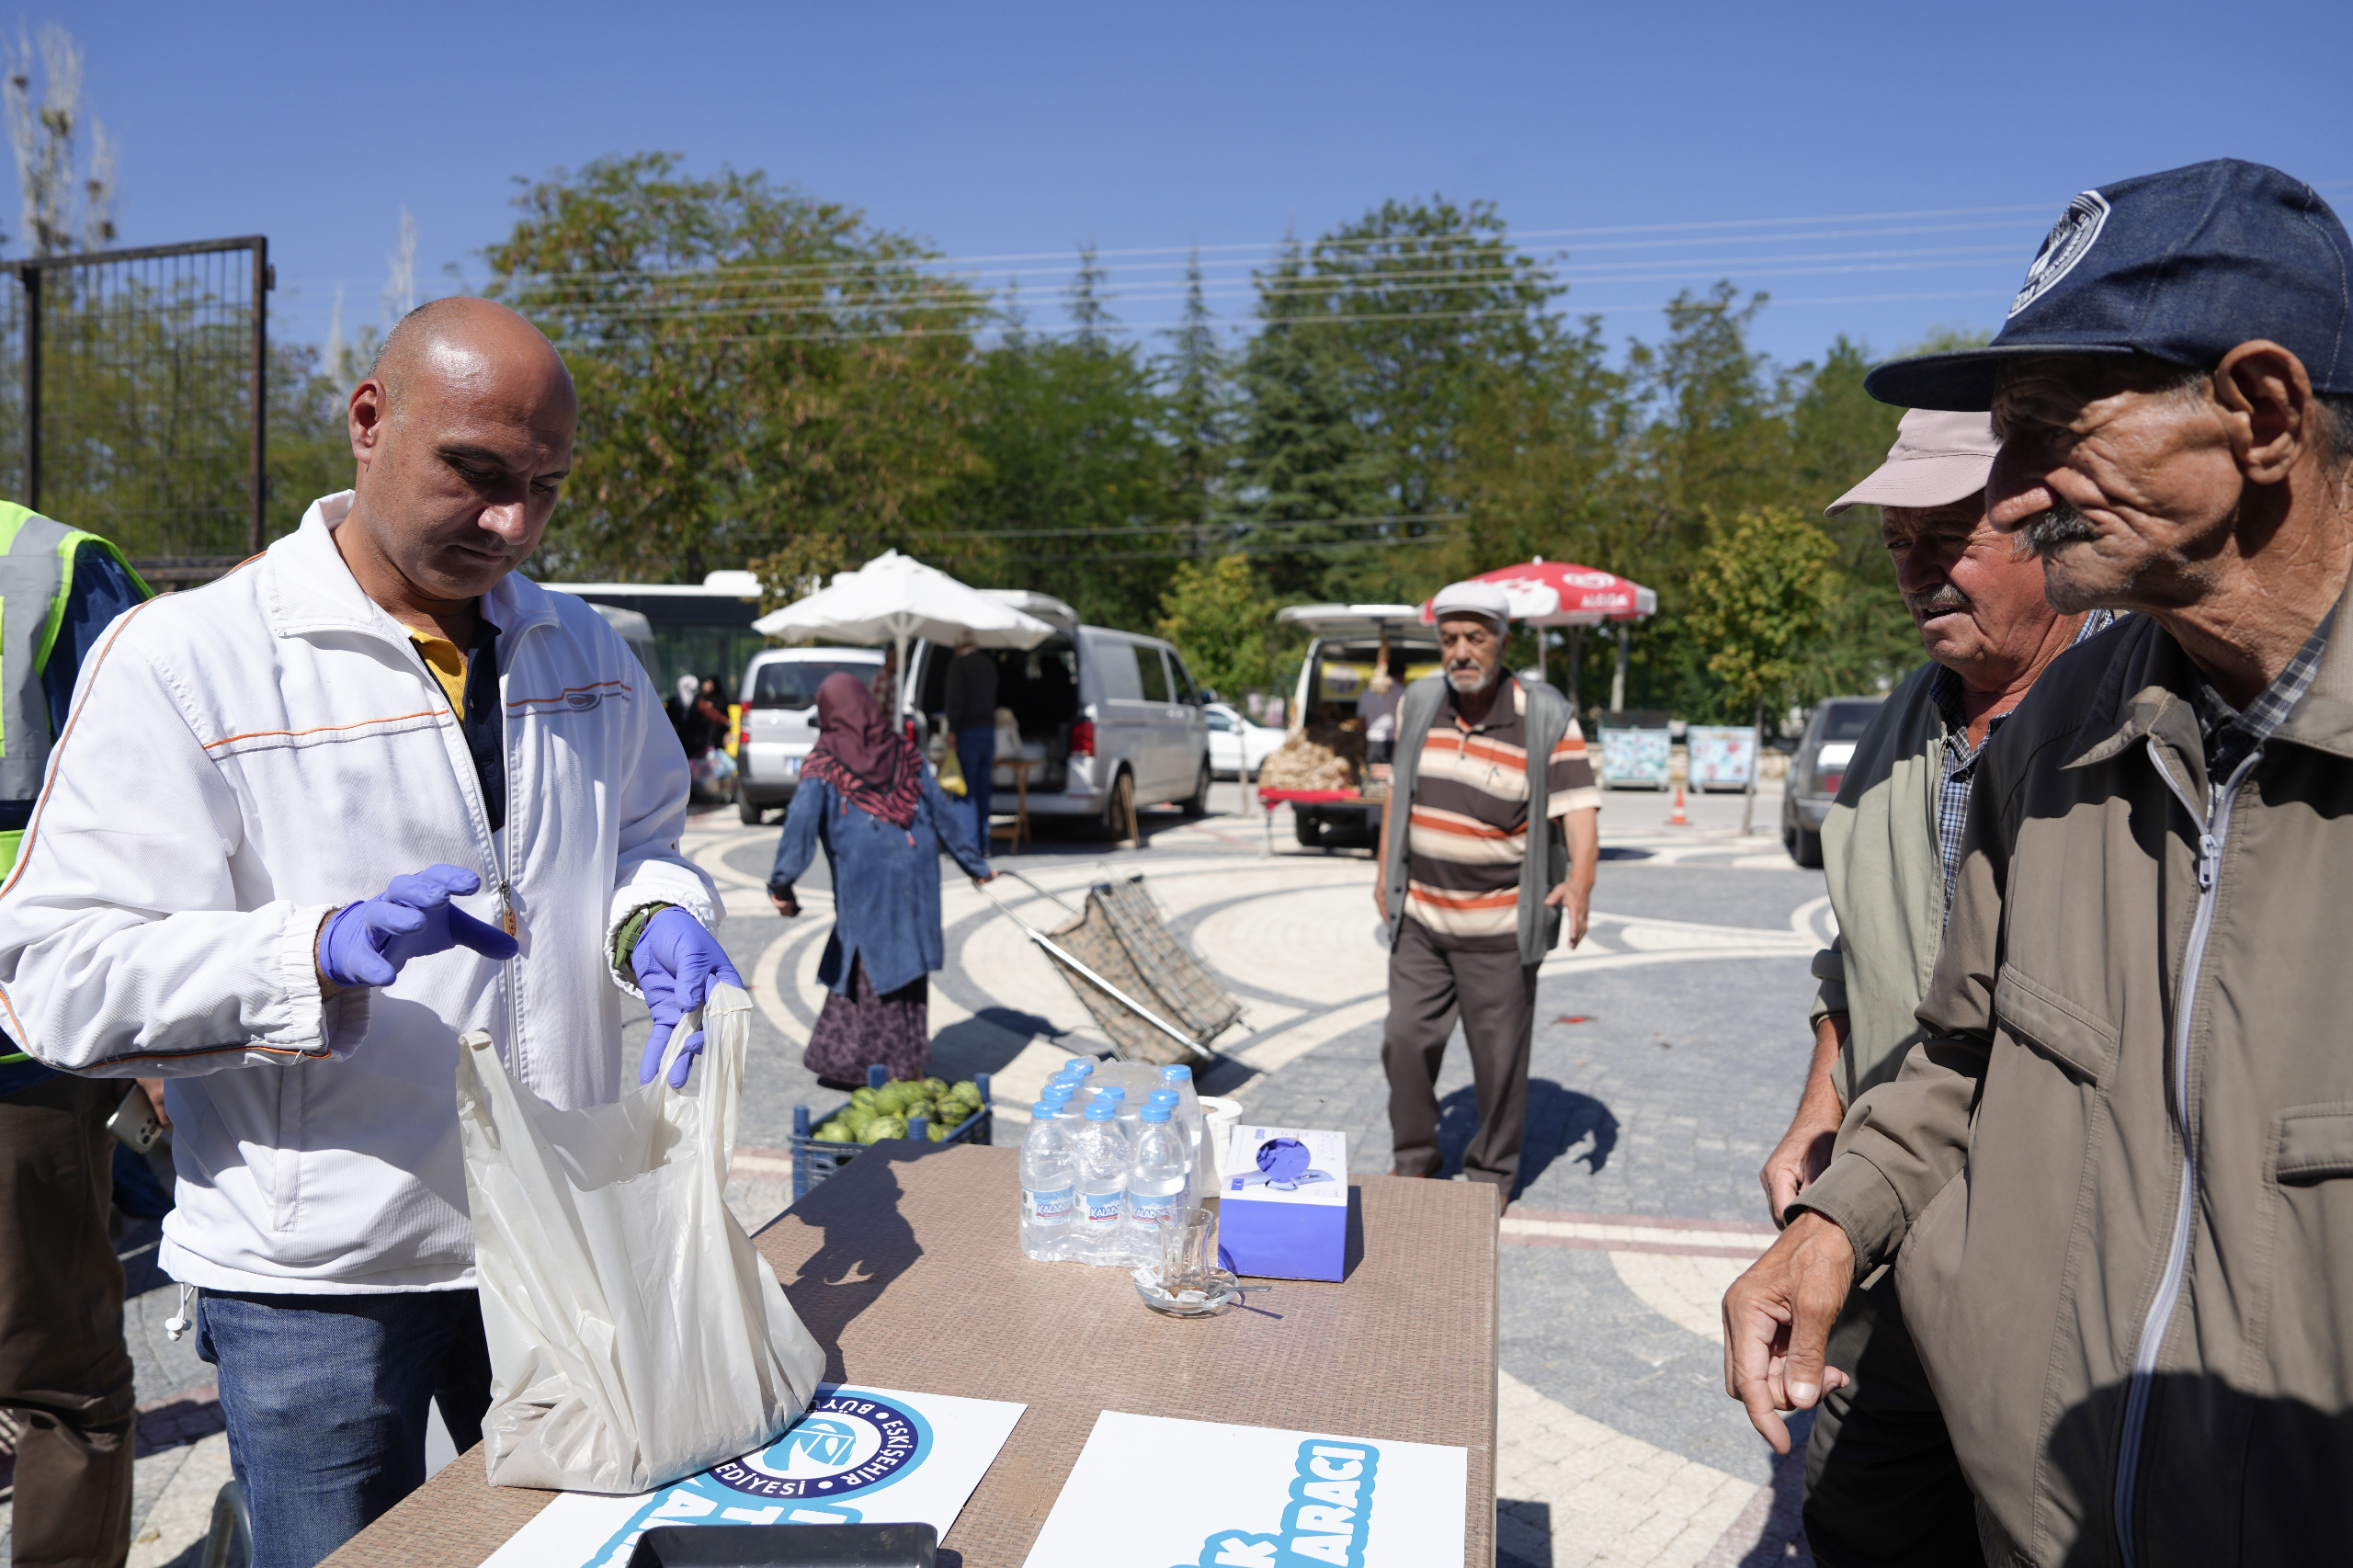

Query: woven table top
[[325, 1141, 1499, 1566]]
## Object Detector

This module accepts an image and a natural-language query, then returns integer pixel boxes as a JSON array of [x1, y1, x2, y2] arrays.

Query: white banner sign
[[480, 1384, 1025, 1567], [1023, 1410, 1467, 1568]]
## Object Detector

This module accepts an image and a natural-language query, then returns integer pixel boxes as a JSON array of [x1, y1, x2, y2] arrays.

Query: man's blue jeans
[[956, 726, 995, 854], [197, 1288, 493, 1568]]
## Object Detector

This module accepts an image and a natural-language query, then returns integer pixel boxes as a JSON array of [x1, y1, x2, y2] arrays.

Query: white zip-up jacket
[[0, 494, 719, 1293]]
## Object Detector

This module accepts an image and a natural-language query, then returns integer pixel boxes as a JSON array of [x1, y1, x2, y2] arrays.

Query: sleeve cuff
[[1789, 1152, 1907, 1281], [1808, 946, 1848, 1028], [607, 900, 673, 995], [271, 903, 370, 1058], [1548, 785, 1603, 818]]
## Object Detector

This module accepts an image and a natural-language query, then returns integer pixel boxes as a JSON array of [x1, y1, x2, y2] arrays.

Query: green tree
[[1155, 553, 1278, 697], [1232, 201, 1567, 603], [1161, 250, 1234, 539], [1232, 278, 1389, 598], [484, 153, 985, 583], [1790, 336, 1911, 697], [939, 250, 1180, 628], [1682, 506, 1839, 726]]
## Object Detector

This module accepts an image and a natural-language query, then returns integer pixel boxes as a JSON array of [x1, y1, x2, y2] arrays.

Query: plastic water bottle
[[1122, 1103, 1189, 1265], [1070, 1102, 1132, 1265], [1090, 1085, 1139, 1129], [1038, 1082, 1077, 1119], [1160, 1064, 1209, 1196], [1058, 1059, 1098, 1097], [1018, 1104, 1076, 1262]]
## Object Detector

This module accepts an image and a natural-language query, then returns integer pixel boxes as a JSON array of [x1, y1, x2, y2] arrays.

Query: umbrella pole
[[894, 630, 910, 735]]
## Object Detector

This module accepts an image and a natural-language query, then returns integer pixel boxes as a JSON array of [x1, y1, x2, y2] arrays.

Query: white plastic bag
[[457, 983, 824, 1493]]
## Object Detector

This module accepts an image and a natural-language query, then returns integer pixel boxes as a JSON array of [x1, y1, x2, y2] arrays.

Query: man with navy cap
[[1764, 408, 2113, 1568], [1724, 160, 2353, 1563], [1374, 580, 1599, 1195]]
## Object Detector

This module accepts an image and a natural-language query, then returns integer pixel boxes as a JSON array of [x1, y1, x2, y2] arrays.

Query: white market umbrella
[[750, 550, 1055, 718]]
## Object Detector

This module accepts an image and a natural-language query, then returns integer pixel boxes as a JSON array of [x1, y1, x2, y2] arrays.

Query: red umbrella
[[1417, 557, 1657, 626]]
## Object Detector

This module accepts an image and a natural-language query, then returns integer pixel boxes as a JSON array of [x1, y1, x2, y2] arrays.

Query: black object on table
[[626, 1522, 938, 1566]]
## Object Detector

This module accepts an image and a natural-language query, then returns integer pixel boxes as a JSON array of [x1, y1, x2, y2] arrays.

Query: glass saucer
[[1132, 1265, 1245, 1316]]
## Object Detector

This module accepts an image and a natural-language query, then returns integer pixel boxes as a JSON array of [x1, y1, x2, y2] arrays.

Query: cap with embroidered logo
[[1865, 159, 2353, 412]]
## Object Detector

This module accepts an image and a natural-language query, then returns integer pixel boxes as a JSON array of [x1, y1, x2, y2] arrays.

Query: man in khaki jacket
[[1761, 409, 2108, 1567], [1725, 159, 2353, 1564]]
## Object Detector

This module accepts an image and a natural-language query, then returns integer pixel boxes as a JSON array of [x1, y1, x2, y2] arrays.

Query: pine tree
[[1163, 250, 1234, 540]]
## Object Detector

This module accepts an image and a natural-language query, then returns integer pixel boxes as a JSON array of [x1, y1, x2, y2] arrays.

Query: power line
[[913, 512, 1463, 541], [514, 246, 2027, 330], [929, 532, 1457, 565]]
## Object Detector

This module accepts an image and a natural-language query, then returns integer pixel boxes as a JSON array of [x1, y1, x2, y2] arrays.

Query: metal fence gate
[[3, 236, 270, 582]]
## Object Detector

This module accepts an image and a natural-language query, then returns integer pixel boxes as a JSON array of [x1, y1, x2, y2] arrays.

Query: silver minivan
[[906, 591, 1211, 836], [735, 646, 886, 824]]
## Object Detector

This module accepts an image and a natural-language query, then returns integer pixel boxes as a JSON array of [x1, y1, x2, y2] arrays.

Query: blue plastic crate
[[789, 1065, 993, 1201]]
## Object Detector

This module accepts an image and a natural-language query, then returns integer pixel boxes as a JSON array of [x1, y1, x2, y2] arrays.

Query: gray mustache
[[1905, 587, 1971, 617], [2019, 498, 2097, 556]]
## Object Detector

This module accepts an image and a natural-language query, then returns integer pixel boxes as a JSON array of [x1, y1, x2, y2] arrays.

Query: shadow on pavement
[[1436, 1078, 1620, 1191]]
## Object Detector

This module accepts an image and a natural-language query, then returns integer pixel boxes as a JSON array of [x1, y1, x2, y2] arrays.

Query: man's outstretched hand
[[632, 907, 745, 1088], [316, 866, 517, 992], [1722, 1210, 1855, 1453]]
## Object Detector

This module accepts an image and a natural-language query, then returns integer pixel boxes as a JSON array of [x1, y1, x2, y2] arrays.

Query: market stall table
[[323, 1142, 1497, 1567], [1255, 786, 1387, 857], [988, 756, 1036, 856]]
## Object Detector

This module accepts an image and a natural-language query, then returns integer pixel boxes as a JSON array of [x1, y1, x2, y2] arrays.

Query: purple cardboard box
[[1217, 1125, 1347, 1282]]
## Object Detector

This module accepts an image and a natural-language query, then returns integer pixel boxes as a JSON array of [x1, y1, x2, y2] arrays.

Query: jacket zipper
[[2114, 739, 2257, 1565], [411, 639, 519, 1056]]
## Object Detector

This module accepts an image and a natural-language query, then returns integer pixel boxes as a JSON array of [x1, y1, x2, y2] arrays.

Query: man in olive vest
[[0, 506, 148, 1568], [1375, 581, 1601, 1194]]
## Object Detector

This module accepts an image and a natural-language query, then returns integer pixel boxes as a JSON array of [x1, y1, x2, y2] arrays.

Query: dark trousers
[[198, 1289, 493, 1568], [1381, 915, 1540, 1191], [956, 727, 995, 854], [1803, 1274, 1981, 1568], [0, 1075, 136, 1568]]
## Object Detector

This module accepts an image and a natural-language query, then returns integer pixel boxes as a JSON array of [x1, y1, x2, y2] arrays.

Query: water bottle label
[[1080, 1187, 1126, 1225], [1023, 1185, 1074, 1224], [1126, 1192, 1178, 1226]]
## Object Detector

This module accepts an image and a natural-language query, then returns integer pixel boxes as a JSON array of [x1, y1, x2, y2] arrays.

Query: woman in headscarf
[[767, 673, 994, 1084]]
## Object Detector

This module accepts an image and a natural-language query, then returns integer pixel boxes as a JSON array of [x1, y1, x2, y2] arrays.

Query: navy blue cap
[[1866, 159, 2353, 411]]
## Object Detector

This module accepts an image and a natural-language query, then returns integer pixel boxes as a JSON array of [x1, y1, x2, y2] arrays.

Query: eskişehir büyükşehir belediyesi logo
[[709, 1391, 934, 1501]]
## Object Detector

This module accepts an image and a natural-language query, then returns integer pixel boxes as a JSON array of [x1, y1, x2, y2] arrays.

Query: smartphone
[[107, 1084, 165, 1153]]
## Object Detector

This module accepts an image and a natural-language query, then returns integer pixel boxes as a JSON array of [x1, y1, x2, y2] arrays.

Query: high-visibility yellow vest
[[0, 503, 148, 1068]]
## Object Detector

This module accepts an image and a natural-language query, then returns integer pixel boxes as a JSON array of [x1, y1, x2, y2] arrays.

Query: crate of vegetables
[[790, 1065, 993, 1201]]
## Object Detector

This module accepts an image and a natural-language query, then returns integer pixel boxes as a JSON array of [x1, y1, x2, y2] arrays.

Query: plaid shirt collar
[[2189, 608, 2334, 785], [1927, 609, 2118, 917]]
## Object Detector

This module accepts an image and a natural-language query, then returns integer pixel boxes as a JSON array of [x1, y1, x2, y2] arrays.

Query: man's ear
[[347, 379, 390, 474], [2214, 340, 2317, 486]]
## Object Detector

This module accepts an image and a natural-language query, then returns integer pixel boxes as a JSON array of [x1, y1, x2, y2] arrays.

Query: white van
[[734, 646, 887, 824], [906, 591, 1211, 837], [1273, 604, 1442, 848]]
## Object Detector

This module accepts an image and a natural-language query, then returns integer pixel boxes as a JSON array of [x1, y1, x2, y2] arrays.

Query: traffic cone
[[1667, 784, 1689, 827]]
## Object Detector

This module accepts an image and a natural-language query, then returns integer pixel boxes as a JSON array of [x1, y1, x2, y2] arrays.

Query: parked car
[[1205, 702, 1284, 779], [905, 592, 1211, 838], [735, 646, 887, 824], [1272, 604, 1440, 848], [1781, 696, 1885, 868]]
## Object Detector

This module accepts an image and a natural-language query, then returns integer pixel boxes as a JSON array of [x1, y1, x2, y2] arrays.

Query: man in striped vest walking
[[1375, 580, 1601, 1196]]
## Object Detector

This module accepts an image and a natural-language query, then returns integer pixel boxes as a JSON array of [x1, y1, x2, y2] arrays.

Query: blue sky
[[54, 0, 2353, 375]]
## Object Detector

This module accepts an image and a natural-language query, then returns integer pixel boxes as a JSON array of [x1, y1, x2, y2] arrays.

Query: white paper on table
[[1021, 1409, 1467, 1568], [478, 1385, 1025, 1568]]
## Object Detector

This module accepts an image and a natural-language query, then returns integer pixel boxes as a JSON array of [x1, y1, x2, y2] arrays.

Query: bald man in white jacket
[[0, 300, 733, 1567]]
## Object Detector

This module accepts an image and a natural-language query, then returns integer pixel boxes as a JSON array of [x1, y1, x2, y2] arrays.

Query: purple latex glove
[[632, 907, 745, 1088], [317, 866, 517, 989]]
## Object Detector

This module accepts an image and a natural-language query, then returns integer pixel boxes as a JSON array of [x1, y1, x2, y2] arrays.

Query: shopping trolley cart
[[978, 869, 1243, 1066]]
